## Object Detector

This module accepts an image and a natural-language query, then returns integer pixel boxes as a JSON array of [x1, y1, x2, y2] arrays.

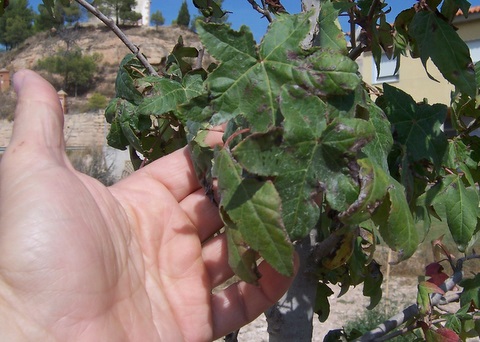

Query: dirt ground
[[223, 276, 419, 341]]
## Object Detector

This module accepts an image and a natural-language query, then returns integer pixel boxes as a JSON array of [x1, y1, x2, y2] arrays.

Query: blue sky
[[27, 0, 480, 41]]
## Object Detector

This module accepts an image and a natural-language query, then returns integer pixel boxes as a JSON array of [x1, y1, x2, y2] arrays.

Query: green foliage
[[0, 0, 34, 49], [34, 0, 82, 32], [150, 9, 164, 28], [88, 92, 108, 111], [36, 49, 102, 95], [176, 1, 190, 27], [95, 0, 141, 25], [191, 0, 230, 31]]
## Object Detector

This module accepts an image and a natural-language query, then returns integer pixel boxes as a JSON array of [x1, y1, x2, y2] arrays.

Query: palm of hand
[[0, 70, 294, 341]]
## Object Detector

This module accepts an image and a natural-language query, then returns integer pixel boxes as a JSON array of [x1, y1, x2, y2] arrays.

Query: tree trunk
[[265, 235, 318, 341], [300, 0, 322, 49]]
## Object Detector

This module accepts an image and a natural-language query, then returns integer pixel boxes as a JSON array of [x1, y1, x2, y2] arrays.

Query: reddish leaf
[[420, 281, 445, 295], [425, 262, 449, 286], [425, 262, 443, 276], [430, 328, 460, 342]]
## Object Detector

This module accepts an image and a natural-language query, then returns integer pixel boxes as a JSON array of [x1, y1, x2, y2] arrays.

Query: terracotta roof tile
[[457, 5, 480, 16]]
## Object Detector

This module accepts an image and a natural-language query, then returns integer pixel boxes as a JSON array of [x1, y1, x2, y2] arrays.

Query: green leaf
[[394, 8, 416, 65], [225, 219, 261, 285], [214, 148, 294, 280], [363, 260, 383, 309], [338, 158, 390, 225], [115, 54, 144, 104], [232, 86, 375, 239], [380, 83, 448, 169], [409, 11, 476, 98], [166, 36, 199, 76], [460, 273, 480, 310], [107, 119, 129, 150], [186, 122, 215, 201], [314, 282, 334, 322], [317, 0, 348, 55], [295, 49, 361, 96], [197, 14, 311, 131], [372, 178, 418, 261], [193, 0, 227, 18], [105, 98, 151, 153], [361, 97, 393, 171], [138, 74, 204, 116], [433, 174, 479, 251], [417, 281, 444, 315], [441, 0, 471, 22]]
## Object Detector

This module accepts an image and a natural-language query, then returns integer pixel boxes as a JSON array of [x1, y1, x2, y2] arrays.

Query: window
[[372, 54, 399, 84], [467, 40, 480, 63]]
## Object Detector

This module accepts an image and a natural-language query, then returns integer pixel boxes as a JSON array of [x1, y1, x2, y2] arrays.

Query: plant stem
[[246, 0, 273, 22], [74, 0, 158, 76]]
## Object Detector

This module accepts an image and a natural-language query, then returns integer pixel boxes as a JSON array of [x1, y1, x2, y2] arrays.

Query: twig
[[246, 0, 273, 22], [195, 47, 205, 70], [74, 0, 158, 76], [348, 5, 357, 50], [348, 43, 368, 60], [367, 0, 382, 22]]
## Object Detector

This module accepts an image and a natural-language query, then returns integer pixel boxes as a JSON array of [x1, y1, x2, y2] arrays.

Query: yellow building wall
[[358, 14, 480, 105]]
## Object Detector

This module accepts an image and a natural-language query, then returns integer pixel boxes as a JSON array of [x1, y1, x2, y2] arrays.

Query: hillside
[[0, 24, 205, 103]]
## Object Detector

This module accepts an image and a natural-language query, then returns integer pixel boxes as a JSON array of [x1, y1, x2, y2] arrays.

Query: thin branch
[[75, 0, 158, 76], [195, 47, 205, 70], [348, 4, 357, 50], [367, 0, 382, 22], [348, 43, 368, 60], [246, 0, 273, 22]]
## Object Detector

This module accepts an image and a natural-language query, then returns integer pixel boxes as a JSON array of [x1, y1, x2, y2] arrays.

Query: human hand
[[0, 70, 296, 341]]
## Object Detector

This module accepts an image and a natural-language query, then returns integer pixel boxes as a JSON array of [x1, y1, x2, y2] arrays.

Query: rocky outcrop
[[1, 24, 203, 71]]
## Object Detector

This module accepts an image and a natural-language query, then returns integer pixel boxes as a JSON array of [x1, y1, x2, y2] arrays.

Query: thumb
[[7, 70, 66, 161]]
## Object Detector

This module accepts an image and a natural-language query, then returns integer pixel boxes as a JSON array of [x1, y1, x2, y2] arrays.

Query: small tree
[[176, 1, 190, 27], [36, 49, 102, 96], [96, 0, 140, 26], [88, 92, 108, 111], [150, 9, 164, 29], [0, 0, 34, 49], [34, 0, 82, 32]]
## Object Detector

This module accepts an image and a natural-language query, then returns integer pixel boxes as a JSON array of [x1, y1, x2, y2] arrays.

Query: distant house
[[358, 6, 480, 105], [0, 68, 10, 92]]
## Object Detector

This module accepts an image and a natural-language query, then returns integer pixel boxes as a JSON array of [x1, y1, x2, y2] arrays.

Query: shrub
[[67, 146, 116, 185], [88, 92, 108, 111]]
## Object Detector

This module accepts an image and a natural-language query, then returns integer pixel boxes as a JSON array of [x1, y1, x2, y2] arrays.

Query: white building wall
[[135, 0, 151, 26]]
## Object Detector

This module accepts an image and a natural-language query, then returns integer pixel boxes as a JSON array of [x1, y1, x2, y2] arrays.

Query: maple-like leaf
[[196, 13, 360, 132]]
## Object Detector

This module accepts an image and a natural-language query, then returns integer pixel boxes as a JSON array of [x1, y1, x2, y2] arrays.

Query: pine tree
[[0, 0, 34, 49], [151, 10, 165, 29], [176, 1, 190, 27]]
